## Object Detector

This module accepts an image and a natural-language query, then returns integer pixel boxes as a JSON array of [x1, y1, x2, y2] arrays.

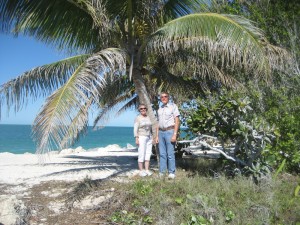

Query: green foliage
[[143, 215, 153, 224], [295, 185, 300, 198], [214, 0, 300, 54], [225, 210, 235, 223], [181, 215, 210, 225], [181, 81, 300, 174], [274, 159, 286, 179], [110, 210, 153, 224], [183, 91, 275, 176], [202, 0, 300, 174], [175, 197, 184, 205], [251, 87, 300, 174], [133, 180, 153, 196], [108, 172, 300, 225], [245, 161, 271, 182], [110, 210, 138, 225]]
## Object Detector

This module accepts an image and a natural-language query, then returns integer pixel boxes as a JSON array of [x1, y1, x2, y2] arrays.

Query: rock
[[0, 195, 27, 225], [73, 194, 113, 210]]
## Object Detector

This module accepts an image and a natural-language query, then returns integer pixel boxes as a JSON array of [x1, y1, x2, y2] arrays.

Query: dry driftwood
[[178, 135, 247, 166]]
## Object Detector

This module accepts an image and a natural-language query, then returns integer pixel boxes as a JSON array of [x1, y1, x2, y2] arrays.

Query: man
[[155, 92, 180, 179]]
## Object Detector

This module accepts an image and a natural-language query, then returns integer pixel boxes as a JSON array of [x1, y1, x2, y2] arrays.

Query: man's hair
[[160, 91, 169, 96]]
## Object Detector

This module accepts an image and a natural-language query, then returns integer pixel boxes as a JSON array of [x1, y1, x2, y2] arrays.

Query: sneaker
[[158, 173, 165, 178], [145, 170, 153, 176], [139, 171, 147, 177], [168, 173, 176, 179]]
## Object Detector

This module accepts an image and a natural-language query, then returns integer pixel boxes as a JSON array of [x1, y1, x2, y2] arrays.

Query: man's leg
[[165, 130, 176, 174], [158, 131, 167, 174]]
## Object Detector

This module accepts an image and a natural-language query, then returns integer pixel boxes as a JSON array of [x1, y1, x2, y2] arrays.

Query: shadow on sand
[[38, 154, 140, 181]]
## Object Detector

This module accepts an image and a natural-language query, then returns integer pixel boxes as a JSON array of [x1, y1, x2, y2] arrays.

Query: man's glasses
[[160, 95, 169, 99], [139, 108, 147, 111]]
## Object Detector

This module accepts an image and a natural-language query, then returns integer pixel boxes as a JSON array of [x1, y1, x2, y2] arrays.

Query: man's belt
[[159, 126, 175, 131]]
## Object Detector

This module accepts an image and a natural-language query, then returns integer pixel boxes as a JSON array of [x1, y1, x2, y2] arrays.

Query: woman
[[134, 104, 153, 177]]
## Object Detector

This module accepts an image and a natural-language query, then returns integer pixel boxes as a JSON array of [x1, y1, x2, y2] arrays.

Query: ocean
[[0, 124, 135, 154]]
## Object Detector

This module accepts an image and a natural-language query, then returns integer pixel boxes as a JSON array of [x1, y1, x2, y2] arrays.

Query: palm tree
[[0, 0, 290, 154]]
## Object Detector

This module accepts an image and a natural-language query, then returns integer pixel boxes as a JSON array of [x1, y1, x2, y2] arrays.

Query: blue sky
[[0, 34, 136, 126]]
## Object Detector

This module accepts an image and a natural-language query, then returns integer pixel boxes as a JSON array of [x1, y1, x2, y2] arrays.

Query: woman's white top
[[134, 115, 152, 137]]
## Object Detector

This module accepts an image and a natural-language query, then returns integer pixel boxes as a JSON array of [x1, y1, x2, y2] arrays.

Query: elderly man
[[155, 92, 180, 179]]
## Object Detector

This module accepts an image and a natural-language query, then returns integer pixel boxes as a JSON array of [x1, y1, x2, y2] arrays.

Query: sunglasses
[[139, 108, 147, 110], [160, 95, 169, 99]]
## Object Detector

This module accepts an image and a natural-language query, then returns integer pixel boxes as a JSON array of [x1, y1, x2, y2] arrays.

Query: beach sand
[[0, 144, 143, 225]]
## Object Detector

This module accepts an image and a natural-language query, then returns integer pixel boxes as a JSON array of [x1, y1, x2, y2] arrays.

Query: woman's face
[[139, 106, 147, 115]]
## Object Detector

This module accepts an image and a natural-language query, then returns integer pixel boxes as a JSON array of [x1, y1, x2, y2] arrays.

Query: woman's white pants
[[138, 135, 152, 162]]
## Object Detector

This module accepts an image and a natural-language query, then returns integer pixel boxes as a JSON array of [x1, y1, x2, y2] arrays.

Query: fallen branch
[[179, 135, 247, 166], [198, 141, 247, 166]]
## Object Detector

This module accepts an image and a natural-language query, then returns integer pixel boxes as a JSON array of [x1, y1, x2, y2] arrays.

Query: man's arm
[[155, 125, 159, 144], [174, 116, 179, 136], [171, 116, 179, 142]]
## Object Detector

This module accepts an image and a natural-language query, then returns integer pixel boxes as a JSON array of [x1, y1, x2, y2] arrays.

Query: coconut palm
[[0, 0, 290, 154]]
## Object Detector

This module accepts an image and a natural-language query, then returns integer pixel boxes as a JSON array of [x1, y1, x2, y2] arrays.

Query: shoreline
[[0, 125, 135, 154], [0, 142, 136, 155]]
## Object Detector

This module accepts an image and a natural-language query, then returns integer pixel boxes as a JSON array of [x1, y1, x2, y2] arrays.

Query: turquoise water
[[0, 124, 135, 154]]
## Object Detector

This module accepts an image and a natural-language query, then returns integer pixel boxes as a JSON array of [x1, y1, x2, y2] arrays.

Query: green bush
[[180, 85, 300, 175], [181, 91, 275, 177], [261, 89, 300, 174]]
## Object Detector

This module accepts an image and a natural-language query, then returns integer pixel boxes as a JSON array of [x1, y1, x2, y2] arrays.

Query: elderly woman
[[134, 104, 153, 177]]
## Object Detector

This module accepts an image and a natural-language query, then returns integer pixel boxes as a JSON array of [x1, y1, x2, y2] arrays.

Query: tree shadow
[[37, 154, 139, 180]]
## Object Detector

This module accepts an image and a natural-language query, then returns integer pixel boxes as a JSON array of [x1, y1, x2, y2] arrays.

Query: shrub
[[181, 91, 275, 177]]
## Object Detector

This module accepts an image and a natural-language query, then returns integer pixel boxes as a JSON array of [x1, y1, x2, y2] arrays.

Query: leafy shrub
[[181, 91, 275, 177], [260, 89, 300, 173]]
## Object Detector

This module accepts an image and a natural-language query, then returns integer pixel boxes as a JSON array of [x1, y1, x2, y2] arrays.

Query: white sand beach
[[0, 144, 142, 225]]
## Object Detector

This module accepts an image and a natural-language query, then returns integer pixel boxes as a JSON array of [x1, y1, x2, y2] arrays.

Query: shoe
[[145, 170, 153, 176], [139, 171, 147, 177], [168, 173, 176, 179], [159, 173, 165, 178]]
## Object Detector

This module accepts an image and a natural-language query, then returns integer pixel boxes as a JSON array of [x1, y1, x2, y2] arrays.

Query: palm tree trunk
[[132, 68, 159, 163]]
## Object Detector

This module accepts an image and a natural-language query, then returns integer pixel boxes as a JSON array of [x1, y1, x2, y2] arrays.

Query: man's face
[[160, 94, 169, 104]]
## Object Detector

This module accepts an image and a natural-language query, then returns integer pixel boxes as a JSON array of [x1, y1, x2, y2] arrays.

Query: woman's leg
[[144, 160, 150, 171], [144, 136, 153, 171], [138, 162, 144, 171], [138, 136, 147, 171]]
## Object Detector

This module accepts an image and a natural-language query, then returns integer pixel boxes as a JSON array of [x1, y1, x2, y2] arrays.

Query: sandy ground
[[0, 144, 143, 225]]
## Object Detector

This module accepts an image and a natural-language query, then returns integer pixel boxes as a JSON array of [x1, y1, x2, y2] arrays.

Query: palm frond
[[146, 13, 292, 79], [93, 76, 136, 126], [150, 50, 242, 88], [60, 98, 93, 149], [145, 67, 202, 98], [0, 54, 90, 114], [163, 0, 209, 19], [115, 97, 137, 116], [154, 61, 242, 91], [93, 93, 136, 127], [32, 64, 89, 154], [67, 0, 109, 29], [0, 0, 111, 52], [32, 48, 127, 154]]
